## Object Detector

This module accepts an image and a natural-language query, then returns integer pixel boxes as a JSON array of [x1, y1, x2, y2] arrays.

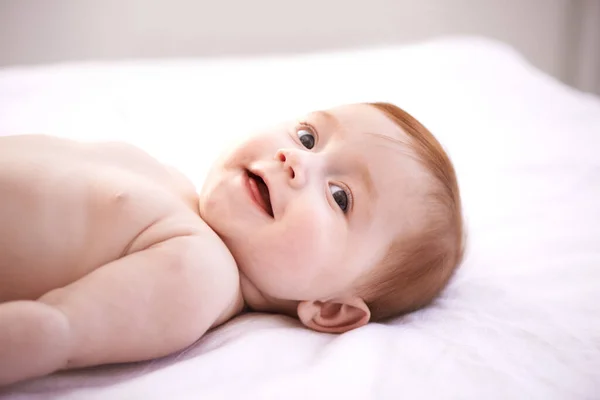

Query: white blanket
[[0, 37, 599, 400]]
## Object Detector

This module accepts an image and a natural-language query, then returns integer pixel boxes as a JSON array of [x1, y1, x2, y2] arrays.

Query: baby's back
[[0, 135, 202, 301]]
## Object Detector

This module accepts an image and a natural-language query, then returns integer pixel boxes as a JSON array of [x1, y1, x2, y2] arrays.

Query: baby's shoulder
[[89, 140, 200, 213]]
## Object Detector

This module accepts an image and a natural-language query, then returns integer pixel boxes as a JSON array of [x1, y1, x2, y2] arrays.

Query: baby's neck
[[237, 272, 298, 318]]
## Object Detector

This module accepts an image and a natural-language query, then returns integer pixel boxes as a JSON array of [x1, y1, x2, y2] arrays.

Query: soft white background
[[0, 0, 599, 95]]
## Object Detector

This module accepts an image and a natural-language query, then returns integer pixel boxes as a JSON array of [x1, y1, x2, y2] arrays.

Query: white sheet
[[0, 36, 599, 400]]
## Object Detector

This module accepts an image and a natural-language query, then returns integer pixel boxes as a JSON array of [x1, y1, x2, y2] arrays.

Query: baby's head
[[200, 102, 463, 332]]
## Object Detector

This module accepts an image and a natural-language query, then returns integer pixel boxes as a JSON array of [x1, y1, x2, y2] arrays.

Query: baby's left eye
[[329, 184, 350, 213]]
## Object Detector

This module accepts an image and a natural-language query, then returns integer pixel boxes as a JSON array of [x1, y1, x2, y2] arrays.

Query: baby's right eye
[[296, 125, 316, 150], [329, 183, 351, 213]]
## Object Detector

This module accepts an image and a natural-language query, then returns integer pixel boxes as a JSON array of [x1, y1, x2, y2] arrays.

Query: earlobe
[[297, 298, 370, 334]]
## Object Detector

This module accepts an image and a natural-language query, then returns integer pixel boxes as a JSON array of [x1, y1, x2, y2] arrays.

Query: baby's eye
[[297, 127, 315, 149], [329, 184, 350, 213]]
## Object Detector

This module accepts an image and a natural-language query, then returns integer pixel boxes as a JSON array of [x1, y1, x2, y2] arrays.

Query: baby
[[0, 102, 463, 386]]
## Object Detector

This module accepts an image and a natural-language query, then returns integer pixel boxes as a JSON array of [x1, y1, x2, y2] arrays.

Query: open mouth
[[246, 170, 273, 217]]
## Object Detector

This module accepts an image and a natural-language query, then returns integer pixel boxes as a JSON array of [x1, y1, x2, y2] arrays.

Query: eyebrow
[[311, 110, 340, 129], [356, 157, 377, 209]]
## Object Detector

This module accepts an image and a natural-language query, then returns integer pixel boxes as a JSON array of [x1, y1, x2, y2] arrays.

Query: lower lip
[[243, 171, 270, 216]]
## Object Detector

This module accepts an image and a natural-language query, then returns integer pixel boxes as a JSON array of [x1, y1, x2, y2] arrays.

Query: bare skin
[[0, 135, 244, 386], [0, 103, 439, 386]]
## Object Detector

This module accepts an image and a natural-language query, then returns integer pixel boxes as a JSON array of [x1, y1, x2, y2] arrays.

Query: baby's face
[[200, 104, 427, 308]]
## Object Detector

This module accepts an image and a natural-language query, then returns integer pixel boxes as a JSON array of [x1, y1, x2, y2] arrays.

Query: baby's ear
[[297, 298, 370, 333]]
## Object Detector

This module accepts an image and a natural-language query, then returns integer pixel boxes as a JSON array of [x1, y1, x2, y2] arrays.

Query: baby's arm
[[0, 234, 241, 386]]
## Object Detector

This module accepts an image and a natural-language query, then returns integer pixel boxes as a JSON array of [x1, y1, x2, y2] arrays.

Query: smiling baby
[[0, 102, 464, 385]]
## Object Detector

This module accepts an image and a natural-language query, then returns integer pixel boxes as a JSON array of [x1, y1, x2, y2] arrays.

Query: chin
[[197, 190, 215, 222], [198, 194, 234, 238]]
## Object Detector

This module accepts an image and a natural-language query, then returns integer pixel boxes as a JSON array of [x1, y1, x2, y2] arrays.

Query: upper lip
[[247, 166, 274, 218]]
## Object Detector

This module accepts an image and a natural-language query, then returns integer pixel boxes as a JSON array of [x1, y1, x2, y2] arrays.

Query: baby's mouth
[[246, 170, 273, 217]]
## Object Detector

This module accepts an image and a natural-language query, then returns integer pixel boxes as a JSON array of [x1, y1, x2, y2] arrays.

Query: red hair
[[358, 102, 464, 321]]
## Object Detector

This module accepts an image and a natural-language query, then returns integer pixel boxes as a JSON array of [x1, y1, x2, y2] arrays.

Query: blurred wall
[[0, 0, 598, 94]]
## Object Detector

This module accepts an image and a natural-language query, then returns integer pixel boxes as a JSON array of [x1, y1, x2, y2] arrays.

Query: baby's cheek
[[222, 134, 271, 169], [279, 204, 341, 268]]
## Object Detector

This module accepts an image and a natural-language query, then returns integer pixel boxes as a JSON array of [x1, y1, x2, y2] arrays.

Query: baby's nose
[[275, 149, 307, 188]]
